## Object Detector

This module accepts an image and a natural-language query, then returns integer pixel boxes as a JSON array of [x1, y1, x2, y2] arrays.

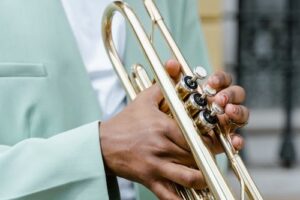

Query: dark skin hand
[[100, 59, 249, 200]]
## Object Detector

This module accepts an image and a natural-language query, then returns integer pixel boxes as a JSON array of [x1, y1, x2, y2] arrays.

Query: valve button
[[185, 93, 207, 117], [193, 66, 207, 80], [176, 76, 198, 100], [210, 102, 224, 116], [203, 85, 217, 97], [195, 110, 217, 134], [193, 93, 208, 107]]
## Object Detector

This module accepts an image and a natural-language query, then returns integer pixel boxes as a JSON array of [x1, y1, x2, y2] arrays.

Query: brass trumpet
[[102, 1, 263, 199]]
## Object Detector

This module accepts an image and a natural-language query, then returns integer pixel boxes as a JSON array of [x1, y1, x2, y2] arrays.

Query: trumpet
[[102, 1, 263, 199]]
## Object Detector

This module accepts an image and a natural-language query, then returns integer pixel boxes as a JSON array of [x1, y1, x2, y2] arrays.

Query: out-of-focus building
[[198, 0, 223, 71], [199, 0, 300, 199]]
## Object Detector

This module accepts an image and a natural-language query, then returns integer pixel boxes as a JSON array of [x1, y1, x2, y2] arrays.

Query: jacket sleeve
[[0, 121, 109, 200]]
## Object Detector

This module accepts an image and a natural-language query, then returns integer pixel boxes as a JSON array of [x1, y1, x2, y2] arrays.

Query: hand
[[155, 61, 248, 154], [99, 60, 248, 199], [205, 70, 249, 153], [100, 60, 205, 200]]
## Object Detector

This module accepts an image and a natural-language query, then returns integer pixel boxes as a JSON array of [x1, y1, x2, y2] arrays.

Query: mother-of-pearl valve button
[[192, 66, 207, 81], [210, 102, 224, 116], [176, 66, 208, 100], [194, 103, 224, 134], [185, 92, 207, 116], [203, 85, 217, 97]]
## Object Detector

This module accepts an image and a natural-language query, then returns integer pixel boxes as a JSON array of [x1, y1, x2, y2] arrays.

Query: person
[[0, 0, 248, 200]]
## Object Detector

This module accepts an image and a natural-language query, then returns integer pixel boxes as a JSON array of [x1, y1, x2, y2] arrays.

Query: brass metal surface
[[102, 1, 263, 199]]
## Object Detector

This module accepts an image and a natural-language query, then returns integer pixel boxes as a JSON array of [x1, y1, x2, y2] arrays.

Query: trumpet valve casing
[[184, 92, 208, 117], [195, 110, 218, 134], [176, 76, 198, 100]]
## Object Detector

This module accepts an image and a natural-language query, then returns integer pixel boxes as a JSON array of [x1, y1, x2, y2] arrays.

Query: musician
[[0, 1, 248, 200]]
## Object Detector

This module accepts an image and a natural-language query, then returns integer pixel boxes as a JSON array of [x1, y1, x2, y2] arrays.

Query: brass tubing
[[144, 0, 193, 76], [102, 1, 234, 199], [216, 126, 263, 200], [102, 1, 263, 199]]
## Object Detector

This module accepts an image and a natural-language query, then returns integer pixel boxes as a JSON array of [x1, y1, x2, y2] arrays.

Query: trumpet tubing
[[102, 1, 263, 199]]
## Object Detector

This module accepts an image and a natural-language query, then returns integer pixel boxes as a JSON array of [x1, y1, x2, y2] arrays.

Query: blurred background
[[198, 0, 300, 199]]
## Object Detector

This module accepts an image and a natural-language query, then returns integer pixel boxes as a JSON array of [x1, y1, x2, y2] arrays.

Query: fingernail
[[235, 135, 244, 149], [233, 106, 239, 115], [238, 139, 244, 150], [221, 94, 228, 105]]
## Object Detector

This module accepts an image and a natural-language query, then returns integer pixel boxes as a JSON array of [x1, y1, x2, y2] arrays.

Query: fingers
[[159, 162, 206, 190], [140, 59, 181, 106], [150, 181, 181, 200], [163, 116, 190, 152], [165, 59, 181, 80], [161, 138, 197, 168], [213, 85, 246, 107], [216, 104, 249, 135], [225, 104, 249, 124], [207, 71, 232, 90], [208, 80, 248, 135], [201, 132, 224, 154], [231, 134, 245, 151], [142, 84, 164, 106]]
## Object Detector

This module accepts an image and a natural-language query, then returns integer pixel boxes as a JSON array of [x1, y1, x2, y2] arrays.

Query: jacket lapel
[[0, 0, 101, 141]]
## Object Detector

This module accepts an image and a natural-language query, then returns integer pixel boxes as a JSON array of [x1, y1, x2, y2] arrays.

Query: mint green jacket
[[0, 0, 210, 199]]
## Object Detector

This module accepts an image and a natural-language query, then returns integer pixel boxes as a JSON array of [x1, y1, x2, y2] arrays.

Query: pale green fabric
[[0, 0, 109, 199], [123, 0, 211, 76], [0, 122, 108, 200], [0, 0, 219, 199]]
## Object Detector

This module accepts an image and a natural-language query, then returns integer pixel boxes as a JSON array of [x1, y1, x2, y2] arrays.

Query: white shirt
[[61, 1, 135, 200], [61, 0, 126, 121]]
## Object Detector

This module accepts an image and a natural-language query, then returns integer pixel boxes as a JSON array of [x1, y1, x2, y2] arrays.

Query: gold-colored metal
[[131, 64, 152, 92], [176, 76, 198, 100], [102, 1, 263, 199], [185, 93, 204, 117]]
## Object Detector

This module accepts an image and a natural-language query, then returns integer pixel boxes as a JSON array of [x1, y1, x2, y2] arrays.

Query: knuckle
[[165, 119, 177, 133], [182, 171, 200, 188], [219, 70, 231, 83], [238, 106, 248, 121], [156, 116, 177, 135], [235, 85, 246, 99], [161, 120, 171, 133], [161, 194, 175, 200], [216, 91, 230, 105], [235, 105, 242, 116], [209, 71, 232, 88], [148, 134, 170, 156], [231, 106, 244, 122], [238, 106, 250, 123], [226, 73, 233, 84], [215, 70, 225, 78], [214, 71, 225, 83], [239, 86, 246, 97], [148, 118, 165, 134], [150, 182, 175, 200], [154, 141, 170, 156], [148, 180, 157, 191]]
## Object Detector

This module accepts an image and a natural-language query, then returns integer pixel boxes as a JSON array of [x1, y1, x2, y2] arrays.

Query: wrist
[[99, 121, 114, 176]]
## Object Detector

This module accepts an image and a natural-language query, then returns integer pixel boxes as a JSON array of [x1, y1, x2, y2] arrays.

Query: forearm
[[0, 121, 108, 200]]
